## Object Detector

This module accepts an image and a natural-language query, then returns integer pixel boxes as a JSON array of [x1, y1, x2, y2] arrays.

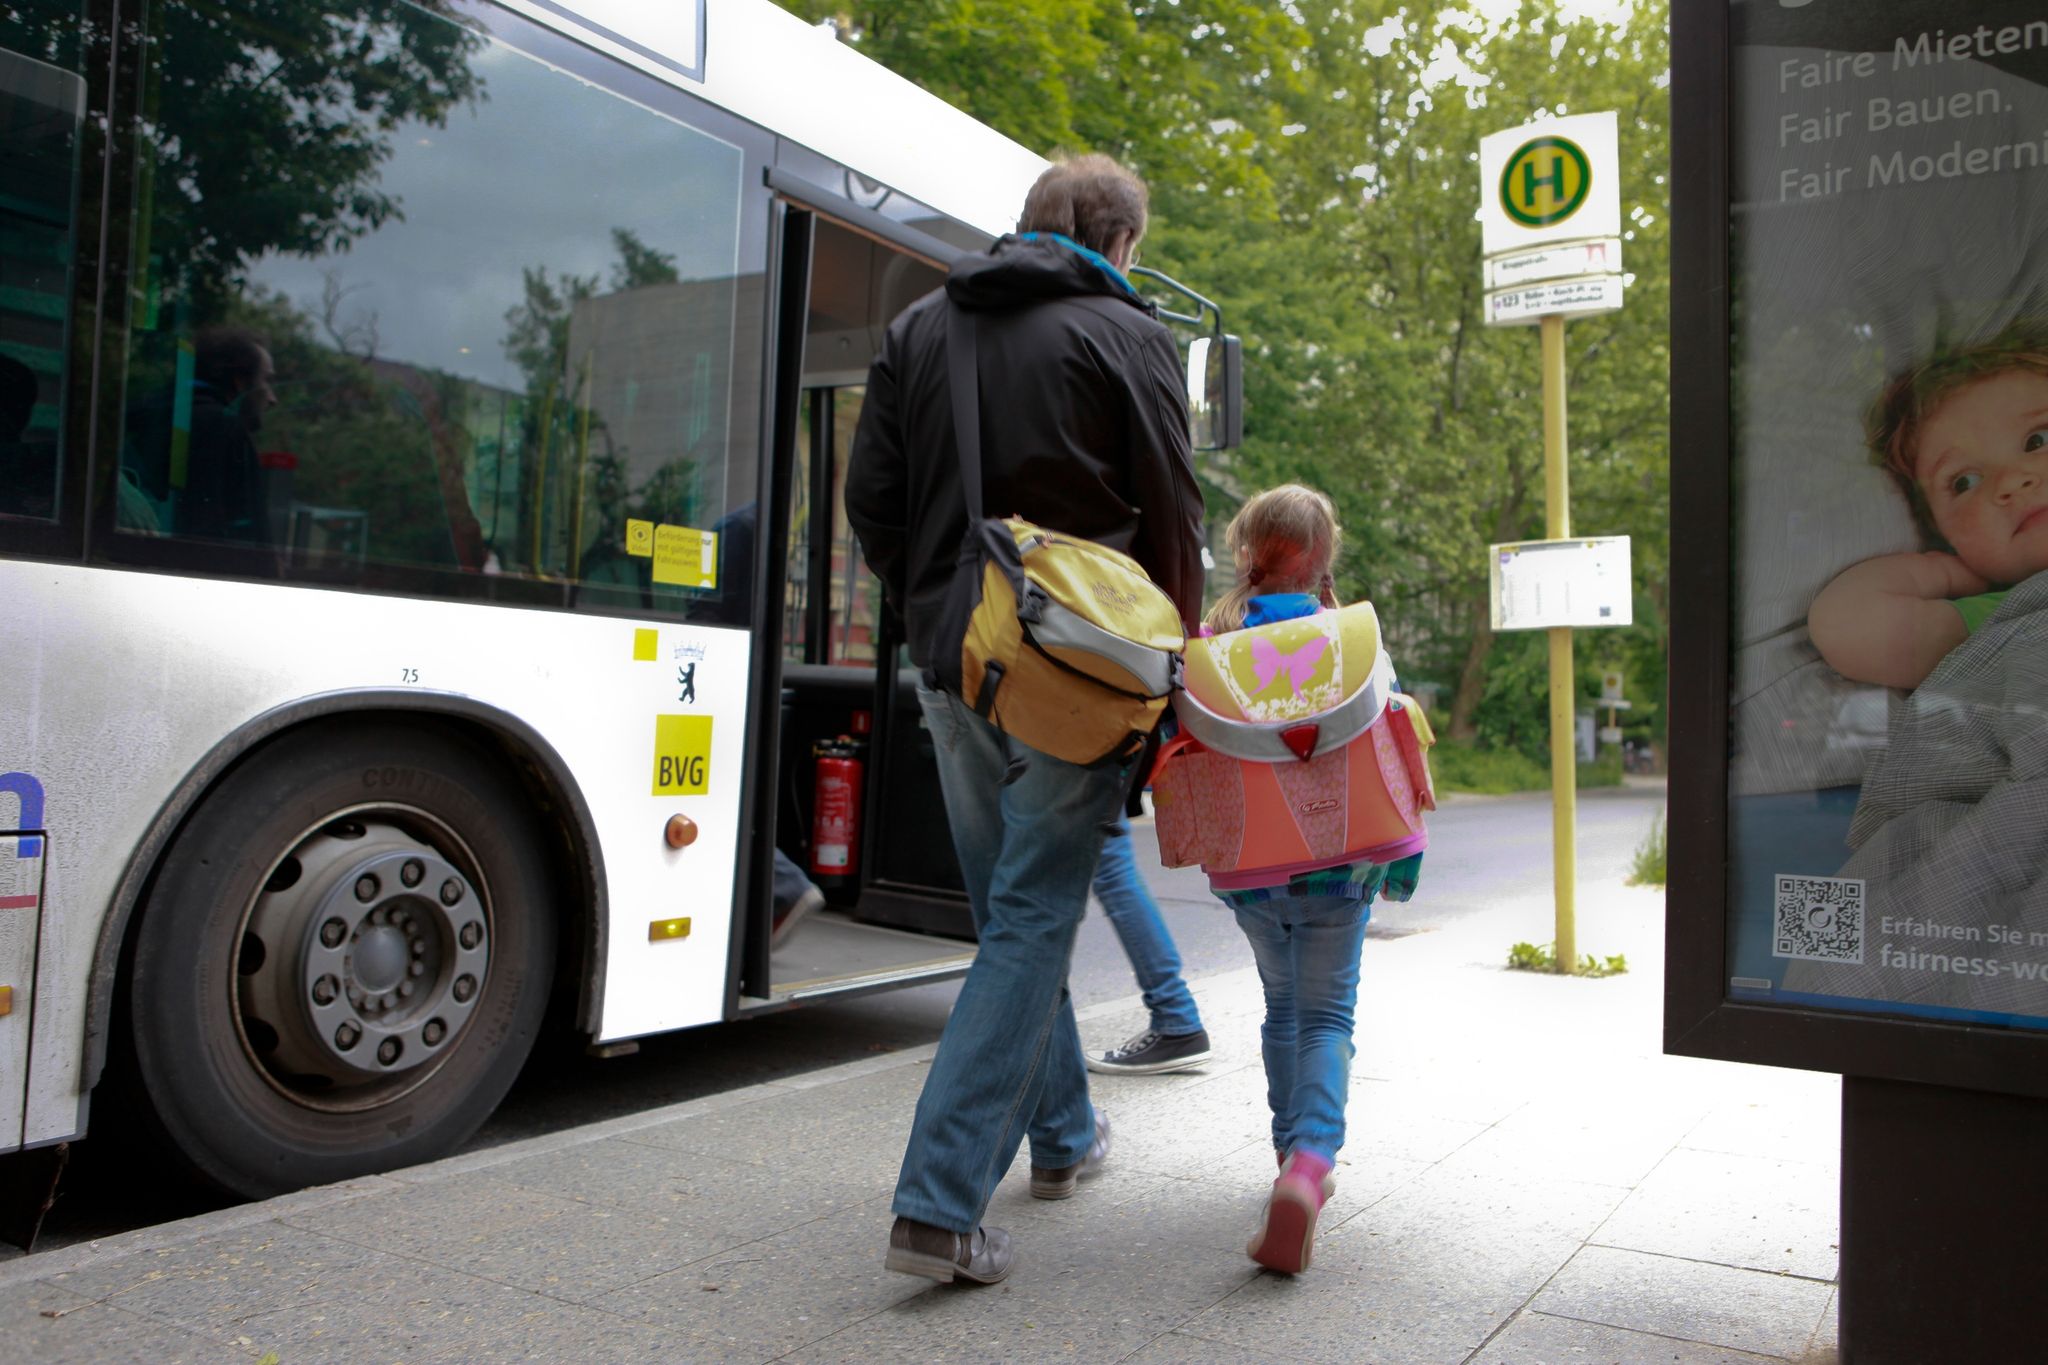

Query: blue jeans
[[770, 847, 817, 913], [1094, 819, 1203, 1036], [1231, 896, 1369, 1160], [892, 685, 1131, 1232]]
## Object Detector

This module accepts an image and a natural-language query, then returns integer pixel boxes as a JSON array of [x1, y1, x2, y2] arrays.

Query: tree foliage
[[783, 0, 1671, 751], [122, 1, 483, 310]]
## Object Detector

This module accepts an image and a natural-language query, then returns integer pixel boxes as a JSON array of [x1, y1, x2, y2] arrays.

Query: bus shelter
[[1668, 2, 2048, 1359]]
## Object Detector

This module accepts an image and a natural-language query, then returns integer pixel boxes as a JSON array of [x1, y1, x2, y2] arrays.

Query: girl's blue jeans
[[1230, 895, 1370, 1160], [1094, 818, 1204, 1037]]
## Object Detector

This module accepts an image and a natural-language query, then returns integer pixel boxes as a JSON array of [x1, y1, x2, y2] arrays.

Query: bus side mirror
[[1186, 333, 1243, 451]]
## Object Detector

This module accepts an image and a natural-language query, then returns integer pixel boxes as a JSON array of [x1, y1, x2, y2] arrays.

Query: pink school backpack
[[1149, 600, 1435, 889]]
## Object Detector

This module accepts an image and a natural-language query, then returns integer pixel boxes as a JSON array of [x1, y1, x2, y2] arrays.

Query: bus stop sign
[[1478, 112, 1622, 256]]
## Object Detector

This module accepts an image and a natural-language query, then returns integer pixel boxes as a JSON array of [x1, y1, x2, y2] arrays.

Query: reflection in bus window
[[780, 387, 882, 665], [784, 397, 814, 660], [0, 25, 85, 524], [826, 387, 880, 667], [109, 0, 756, 618]]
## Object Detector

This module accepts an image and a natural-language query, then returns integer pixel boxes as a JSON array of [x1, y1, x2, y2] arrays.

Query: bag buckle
[[1279, 723, 1320, 761]]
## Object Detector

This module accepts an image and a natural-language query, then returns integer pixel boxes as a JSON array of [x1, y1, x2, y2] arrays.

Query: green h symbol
[[1520, 153, 1566, 206]]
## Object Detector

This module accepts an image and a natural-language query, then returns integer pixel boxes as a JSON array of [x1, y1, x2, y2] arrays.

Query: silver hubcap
[[236, 814, 489, 1109]]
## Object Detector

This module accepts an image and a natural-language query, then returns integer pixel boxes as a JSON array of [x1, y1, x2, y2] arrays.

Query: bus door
[[743, 200, 976, 1011]]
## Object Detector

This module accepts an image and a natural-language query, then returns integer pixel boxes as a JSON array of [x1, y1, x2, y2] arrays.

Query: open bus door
[[743, 186, 1242, 1012], [738, 189, 977, 1012]]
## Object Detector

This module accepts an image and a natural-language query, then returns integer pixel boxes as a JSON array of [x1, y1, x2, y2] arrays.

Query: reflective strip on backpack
[[1030, 598, 1179, 699], [1172, 646, 1396, 761]]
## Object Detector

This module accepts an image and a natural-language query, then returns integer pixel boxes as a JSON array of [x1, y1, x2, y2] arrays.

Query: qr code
[[1773, 874, 1865, 964]]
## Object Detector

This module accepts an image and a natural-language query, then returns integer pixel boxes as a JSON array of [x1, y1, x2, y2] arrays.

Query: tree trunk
[[1447, 598, 1494, 741], [1448, 473, 1534, 740]]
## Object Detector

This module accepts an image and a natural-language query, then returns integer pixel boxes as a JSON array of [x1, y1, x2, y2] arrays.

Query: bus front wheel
[[124, 718, 558, 1198]]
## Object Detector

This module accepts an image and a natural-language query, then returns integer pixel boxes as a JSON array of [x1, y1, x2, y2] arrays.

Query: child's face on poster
[[1915, 369, 2048, 586]]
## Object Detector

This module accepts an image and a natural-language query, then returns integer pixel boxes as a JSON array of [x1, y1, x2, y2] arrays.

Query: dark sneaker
[[1085, 1027, 1212, 1075], [770, 885, 826, 950], [1029, 1107, 1111, 1200], [884, 1216, 1015, 1284]]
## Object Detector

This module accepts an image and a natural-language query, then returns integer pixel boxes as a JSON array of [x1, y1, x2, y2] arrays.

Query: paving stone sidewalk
[[1, 877, 1840, 1364]]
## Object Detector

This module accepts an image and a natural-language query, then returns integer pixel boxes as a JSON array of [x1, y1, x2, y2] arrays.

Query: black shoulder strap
[[946, 304, 983, 520]]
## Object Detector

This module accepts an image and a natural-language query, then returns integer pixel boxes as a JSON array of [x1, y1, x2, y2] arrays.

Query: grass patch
[[1507, 941, 1629, 976], [1431, 741, 1626, 794], [1627, 811, 1667, 887]]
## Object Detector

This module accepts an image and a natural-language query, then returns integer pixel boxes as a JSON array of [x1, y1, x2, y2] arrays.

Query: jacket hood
[[946, 233, 1156, 316]]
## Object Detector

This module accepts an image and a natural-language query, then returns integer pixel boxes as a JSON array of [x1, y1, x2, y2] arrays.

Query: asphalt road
[[24, 779, 1665, 1253]]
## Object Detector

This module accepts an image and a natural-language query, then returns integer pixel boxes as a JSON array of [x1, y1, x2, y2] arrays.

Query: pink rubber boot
[[1248, 1148, 1334, 1274]]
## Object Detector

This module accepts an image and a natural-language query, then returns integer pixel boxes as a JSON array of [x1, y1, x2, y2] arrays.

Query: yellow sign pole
[[1540, 312, 1576, 972]]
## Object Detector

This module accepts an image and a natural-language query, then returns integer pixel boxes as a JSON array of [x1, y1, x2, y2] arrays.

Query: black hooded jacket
[[844, 234, 1205, 668]]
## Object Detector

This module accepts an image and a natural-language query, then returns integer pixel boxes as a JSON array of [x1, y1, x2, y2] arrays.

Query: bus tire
[[124, 717, 557, 1198]]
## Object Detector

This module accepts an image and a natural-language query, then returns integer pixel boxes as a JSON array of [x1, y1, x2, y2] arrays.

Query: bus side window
[[0, 38, 84, 525], [101, 0, 761, 616]]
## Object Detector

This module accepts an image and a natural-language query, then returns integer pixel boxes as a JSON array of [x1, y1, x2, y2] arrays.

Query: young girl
[[1202, 484, 1422, 1275]]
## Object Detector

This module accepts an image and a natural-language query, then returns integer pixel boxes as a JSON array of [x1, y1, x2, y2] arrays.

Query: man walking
[[846, 154, 1205, 1284]]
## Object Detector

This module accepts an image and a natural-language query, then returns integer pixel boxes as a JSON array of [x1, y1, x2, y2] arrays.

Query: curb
[[0, 970, 1242, 1289]]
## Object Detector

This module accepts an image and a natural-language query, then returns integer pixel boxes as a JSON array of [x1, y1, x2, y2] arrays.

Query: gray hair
[[1018, 154, 1148, 256]]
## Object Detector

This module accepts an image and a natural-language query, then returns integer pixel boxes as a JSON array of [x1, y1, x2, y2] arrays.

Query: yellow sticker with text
[[651, 714, 713, 794], [626, 519, 654, 557], [652, 524, 718, 589]]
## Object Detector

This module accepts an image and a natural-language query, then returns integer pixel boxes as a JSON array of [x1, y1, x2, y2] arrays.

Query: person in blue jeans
[[1199, 484, 1423, 1276], [768, 848, 826, 948], [843, 155, 1205, 1285], [890, 684, 1132, 1266], [1086, 817, 1211, 1074]]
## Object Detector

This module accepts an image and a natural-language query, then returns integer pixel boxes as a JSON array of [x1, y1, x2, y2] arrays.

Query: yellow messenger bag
[[927, 307, 1187, 769]]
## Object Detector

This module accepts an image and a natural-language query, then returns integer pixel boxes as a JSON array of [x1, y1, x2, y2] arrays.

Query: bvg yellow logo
[[1500, 136, 1591, 228], [651, 715, 712, 795]]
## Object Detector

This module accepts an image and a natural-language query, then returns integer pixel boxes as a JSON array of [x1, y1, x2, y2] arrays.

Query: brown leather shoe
[[1029, 1107, 1111, 1200], [884, 1216, 1015, 1284]]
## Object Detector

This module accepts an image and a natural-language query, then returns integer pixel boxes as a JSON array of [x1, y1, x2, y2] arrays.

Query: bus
[[0, 0, 1240, 1208]]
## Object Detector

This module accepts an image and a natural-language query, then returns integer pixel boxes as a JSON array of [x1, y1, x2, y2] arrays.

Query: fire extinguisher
[[809, 732, 867, 880]]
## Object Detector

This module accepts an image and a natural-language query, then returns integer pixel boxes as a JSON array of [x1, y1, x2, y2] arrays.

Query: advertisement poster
[[1725, 0, 2048, 1029]]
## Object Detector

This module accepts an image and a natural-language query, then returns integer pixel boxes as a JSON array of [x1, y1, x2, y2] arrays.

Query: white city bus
[[0, 0, 1238, 1206]]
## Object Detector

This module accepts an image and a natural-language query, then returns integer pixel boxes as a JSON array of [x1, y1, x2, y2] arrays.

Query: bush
[[1431, 743, 1547, 794], [1507, 941, 1629, 976], [1430, 741, 1625, 795], [1579, 749, 1625, 789], [1627, 811, 1667, 887]]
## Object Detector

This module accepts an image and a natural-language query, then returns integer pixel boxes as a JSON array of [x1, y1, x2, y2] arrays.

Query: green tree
[[1197, 1, 1672, 745], [126, 0, 484, 311], [778, 0, 1673, 753]]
